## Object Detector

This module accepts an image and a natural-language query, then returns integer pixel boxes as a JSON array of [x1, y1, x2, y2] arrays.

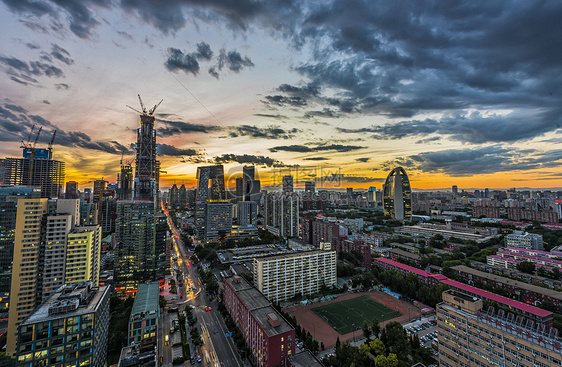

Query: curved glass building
[[383, 167, 412, 221]]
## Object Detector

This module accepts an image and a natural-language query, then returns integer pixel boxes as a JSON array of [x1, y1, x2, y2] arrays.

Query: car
[[197, 355, 202, 362], [191, 357, 196, 365], [205, 306, 212, 311]]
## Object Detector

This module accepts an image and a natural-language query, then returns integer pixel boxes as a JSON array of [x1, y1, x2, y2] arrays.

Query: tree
[[369, 338, 385, 356], [363, 321, 372, 340], [335, 336, 341, 352], [371, 318, 381, 338], [552, 268, 561, 280], [383, 322, 410, 358], [375, 355, 389, 367], [386, 353, 398, 367], [516, 261, 536, 274]]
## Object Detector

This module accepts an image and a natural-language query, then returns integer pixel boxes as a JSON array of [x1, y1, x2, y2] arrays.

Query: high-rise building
[[437, 289, 561, 367], [238, 201, 258, 226], [452, 185, 458, 196], [117, 162, 133, 200], [127, 282, 160, 351], [1, 148, 65, 198], [7, 198, 101, 356], [304, 181, 315, 193], [253, 250, 337, 303], [168, 183, 179, 208], [132, 97, 162, 207], [264, 192, 299, 237], [383, 166, 412, 221], [114, 201, 164, 294], [235, 177, 244, 202], [282, 176, 293, 193], [0, 186, 40, 309], [15, 283, 110, 367], [65, 181, 78, 199], [195, 165, 230, 242]]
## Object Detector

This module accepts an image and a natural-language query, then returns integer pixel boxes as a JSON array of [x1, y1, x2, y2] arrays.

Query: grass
[[312, 296, 399, 334]]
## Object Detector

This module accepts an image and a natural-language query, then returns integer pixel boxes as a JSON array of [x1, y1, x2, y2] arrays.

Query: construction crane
[[126, 94, 163, 116], [48, 130, 56, 157], [20, 124, 36, 149], [28, 126, 42, 186]]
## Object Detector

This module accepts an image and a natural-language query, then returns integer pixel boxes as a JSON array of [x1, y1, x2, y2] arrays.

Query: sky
[[1, 0, 562, 191]]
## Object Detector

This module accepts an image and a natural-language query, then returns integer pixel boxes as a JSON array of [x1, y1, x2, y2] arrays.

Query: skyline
[[2, 1, 562, 190]]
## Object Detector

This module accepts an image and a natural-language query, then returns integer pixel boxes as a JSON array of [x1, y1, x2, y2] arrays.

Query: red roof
[[375, 257, 432, 277], [442, 279, 552, 318]]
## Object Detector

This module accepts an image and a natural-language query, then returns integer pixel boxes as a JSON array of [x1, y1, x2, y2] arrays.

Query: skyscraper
[[304, 181, 315, 193], [452, 185, 458, 196], [195, 165, 230, 242], [65, 181, 78, 199], [117, 161, 133, 200], [264, 192, 299, 237], [131, 96, 162, 207], [7, 198, 101, 356], [1, 148, 65, 198], [282, 175, 293, 193], [383, 167, 411, 221]]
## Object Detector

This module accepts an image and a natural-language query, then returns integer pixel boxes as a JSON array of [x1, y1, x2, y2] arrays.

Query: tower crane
[[48, 130, 56, 157], [28, 126, 42, 185], [20, 124, 36, 149], [126, 95, 163, 116]]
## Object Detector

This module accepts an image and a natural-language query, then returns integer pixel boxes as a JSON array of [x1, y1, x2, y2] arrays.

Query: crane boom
[[138, 94, 146, 114], [126, 105, 142, 114], [32, 126, 42, 149], [21, 124, 36, 148], [149, 99, 163, 115], [48, 130, 57, 155]]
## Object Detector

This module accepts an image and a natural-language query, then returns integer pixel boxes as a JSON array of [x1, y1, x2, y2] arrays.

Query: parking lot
[[403, 316, 438, 357]]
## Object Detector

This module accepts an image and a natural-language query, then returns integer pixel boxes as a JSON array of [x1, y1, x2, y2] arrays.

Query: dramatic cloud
[[269, 144, 365, 153], [262, 95, 307, 107], [157, 143, 198, 156], [164, 47, 200, 76], [212, 154, 283, 167], [228, 125, 300, 140], [157, 119, 220, 136], [50, 44, 74, 65], [217, 49, 254, 72], [356, 157, 370, 162]]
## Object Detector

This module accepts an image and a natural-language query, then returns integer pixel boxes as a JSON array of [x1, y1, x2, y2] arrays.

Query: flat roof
[[288, 350, 324, 367], [21, 285, 109, 325], [236, 288, 271, 310], [374, 257, 432, 277], [254, 250, 335, 262], [251, 306, 294, 337], [450, 265, 562, 301], [389, 248, 421, 260], [441, 279, 552, 318], [130, 282, 160, 322]]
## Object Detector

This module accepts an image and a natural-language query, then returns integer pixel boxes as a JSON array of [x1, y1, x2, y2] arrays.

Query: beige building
[[7, 198, 101, 356], [253, 250, 336, 303], [437, 289, 562, 367]]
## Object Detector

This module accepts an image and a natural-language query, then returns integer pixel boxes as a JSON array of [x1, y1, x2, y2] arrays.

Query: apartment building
[[15, 283, 110, 367], [437, 289, 562, 367], [128, 282, 160, 352], [505, 231, 544, 250], [223, 275, 295, 367], [253, 250, 336, 303]]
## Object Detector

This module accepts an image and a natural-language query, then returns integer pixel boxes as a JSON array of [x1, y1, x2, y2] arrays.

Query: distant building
[[65, 181, 78, 199], [253, 250, 337, 303], [282, 176, 293, 193], [195, 165, 228, 241], [15, 283, 110, 367], [383, 167, 411, 221], [304, 181, 315, 193], [264, 193, 299, 238], [337, 239, 371, 268], [223, 275, 295, 367], [1, 148, 65, 198], [452, 185, 458, 196], [506, 231, 544, 250]]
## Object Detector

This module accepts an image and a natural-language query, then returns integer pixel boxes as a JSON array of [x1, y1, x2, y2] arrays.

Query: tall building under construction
[[130, 95, 162, 208], [0, 148, 65, 198]]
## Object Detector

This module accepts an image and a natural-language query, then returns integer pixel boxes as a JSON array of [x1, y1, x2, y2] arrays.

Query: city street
[[162, 208, 244, 367]]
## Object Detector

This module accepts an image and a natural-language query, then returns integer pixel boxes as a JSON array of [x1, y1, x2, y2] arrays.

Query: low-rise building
[[505, 231, 544, 250]]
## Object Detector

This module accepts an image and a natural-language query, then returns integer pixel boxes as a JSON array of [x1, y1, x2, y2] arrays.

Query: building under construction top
[[0, 137, 65, 198], [128, 95, 162, 207]]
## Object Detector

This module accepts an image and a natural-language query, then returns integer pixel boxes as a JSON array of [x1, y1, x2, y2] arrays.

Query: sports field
[[312, 295, 399, 334]]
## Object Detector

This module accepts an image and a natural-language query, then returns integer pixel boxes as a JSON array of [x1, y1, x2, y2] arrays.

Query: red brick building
[[223, 276, 296, 367], [337, 239, 371, 268]]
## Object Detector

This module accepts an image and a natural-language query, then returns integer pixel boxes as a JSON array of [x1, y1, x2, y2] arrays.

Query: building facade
[[383, 167, 411, 221], [128, 282, 160, 352], [253, 250, 337, 303], [505, 231, 544, 250], [223, 275, 295, 367], [15, 283, 110, 367], [437, 289, 562, 367]]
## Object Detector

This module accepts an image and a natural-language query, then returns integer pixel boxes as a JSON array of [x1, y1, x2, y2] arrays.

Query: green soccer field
[[312, 296, 399, 334]]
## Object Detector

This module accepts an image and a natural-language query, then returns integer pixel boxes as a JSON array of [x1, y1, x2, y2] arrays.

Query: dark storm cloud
[[338, 111, 560, 144], [0, 103, 132, 154], [157, 118, 220, 136], [269, 144, 365, 153], [0, 55, 65, 84], [50, 44, 74, 65], [195, 42, 213, 61], [217, 49, 254, 72], [262, 95, 307, 107], [164, 47, 200, 76], [212, 154, 283, 167], [228, 125, 300, 140], [157, 143, 198, 156]]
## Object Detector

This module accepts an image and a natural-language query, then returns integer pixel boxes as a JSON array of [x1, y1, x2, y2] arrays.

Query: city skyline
[[2, 1, 562, 190]]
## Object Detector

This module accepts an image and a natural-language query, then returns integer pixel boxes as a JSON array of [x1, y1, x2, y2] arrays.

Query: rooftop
[[288, 350, 324, 367], [252, 306, 294, 337], [253, 250, 335, 262], [21, 284, 109, 325], [130, 282, 160, 322]]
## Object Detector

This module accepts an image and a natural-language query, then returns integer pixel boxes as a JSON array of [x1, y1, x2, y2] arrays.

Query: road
[[162, 207, 244, 367]]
